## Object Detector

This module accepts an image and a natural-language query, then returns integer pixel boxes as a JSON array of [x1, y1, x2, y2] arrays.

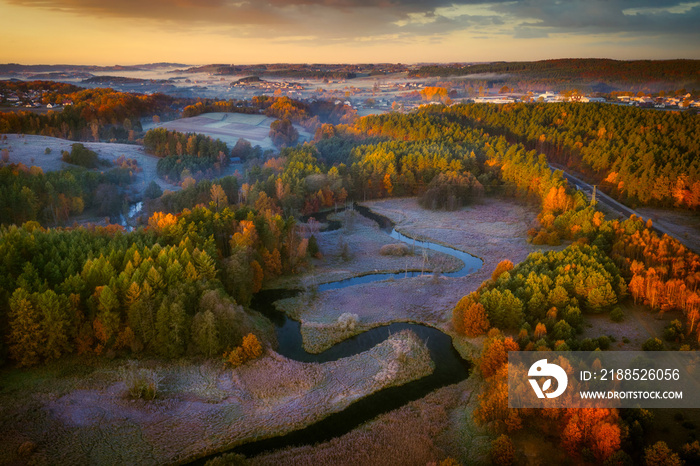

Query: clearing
[[148, 112, 312, 152], [269, 207, 462, 290], [0, 134, 179, 196]]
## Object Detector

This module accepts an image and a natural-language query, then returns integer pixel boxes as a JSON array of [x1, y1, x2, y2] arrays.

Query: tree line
[[446, 102, 700, 209], [0, 197, 309, 367], [0, 83, 180, 143]]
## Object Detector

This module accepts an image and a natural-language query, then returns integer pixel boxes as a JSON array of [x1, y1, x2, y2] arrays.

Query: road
[[549, 163, 699, 254]]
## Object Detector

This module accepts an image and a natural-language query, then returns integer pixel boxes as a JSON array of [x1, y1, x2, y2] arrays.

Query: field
[[150, 112, 312, 151], [269, 208, 462, 290], [247, 378, 492, 466], [0, 332, 433, 465], [0, 133, 180, 196]]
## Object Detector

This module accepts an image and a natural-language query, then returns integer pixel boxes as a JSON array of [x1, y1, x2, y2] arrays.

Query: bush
[[597, 335, 611, 350], [119, 361, 162, 400], [642, 337, 664, 351], [379, 243, 411, 256], [308, 235, 320, 257], [664, 320, 684, 342], [224, 333, 263, 368], [62, 143, 99, 168], [337, 313, 359, 331], [610, 307, 624, 322], [579, 338, 598, 351], [241, 333, 262, 360], [44, 147, 51, 154]]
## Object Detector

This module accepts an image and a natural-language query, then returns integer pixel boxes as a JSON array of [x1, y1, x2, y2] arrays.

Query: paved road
[[549, 163, 698, 254]]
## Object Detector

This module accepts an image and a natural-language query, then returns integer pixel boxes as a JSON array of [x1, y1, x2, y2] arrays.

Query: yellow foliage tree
[[241, 333, 263, 360]]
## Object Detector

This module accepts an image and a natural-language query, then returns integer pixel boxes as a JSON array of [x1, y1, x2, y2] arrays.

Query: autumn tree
[[37, 289, 71, 360], [209, 184, 228, 212], [241, 333, 263, 360], [7, 288, 44, 367], [491, 260, 514, 281], [644, 441, 683, 466], [491, 434, 515, 466], [454, 298, 490, 337]]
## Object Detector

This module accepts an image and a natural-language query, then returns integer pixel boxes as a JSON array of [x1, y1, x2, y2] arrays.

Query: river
[[195, 205, 482, 462]]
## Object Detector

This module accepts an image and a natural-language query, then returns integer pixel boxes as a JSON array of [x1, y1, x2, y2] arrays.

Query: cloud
[[5, 0, 700, 48], [493, 0, 700, 36]]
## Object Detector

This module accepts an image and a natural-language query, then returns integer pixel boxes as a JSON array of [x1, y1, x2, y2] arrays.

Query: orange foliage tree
[[491, 260, 514, 281]]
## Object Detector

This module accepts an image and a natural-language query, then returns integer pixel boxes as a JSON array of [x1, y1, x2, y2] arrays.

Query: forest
[[439, 103, 700, 209], [0, 199, 306, 367], [410, 59, 700, 92], [0, 83, 180, 142]]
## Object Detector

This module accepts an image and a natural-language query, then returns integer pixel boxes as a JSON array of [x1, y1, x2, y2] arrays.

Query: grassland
[[152, 112, 312, 151], [275, 197, 553, 354], [0, 332, 433, 465]]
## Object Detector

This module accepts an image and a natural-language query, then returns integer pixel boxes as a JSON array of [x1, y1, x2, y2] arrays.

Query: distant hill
[[82, 76, 148, 84], [176, 63, 405, 79], [409, 59, 700, 92], [0, 63, 188, 74]]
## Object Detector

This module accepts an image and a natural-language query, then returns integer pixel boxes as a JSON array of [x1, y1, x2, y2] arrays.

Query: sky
[[1, 0, 699, 65]]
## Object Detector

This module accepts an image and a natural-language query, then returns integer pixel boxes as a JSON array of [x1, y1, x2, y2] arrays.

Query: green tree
[[191, 310, 219, 357], [156, 301, 188, 358], [8, 288, 44, 367], [37, 289, 71, 360], [480, 288, 524, 329]]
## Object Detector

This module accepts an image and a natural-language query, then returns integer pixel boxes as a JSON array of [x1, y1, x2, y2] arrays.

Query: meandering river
[[197, 206, 483, 461]]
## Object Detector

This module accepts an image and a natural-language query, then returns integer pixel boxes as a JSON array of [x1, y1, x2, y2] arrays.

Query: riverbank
[[0, 331, 433, 465], [275, 197, 548, 355], [233, 378, 491, 466], [267, 207, 463, 290]]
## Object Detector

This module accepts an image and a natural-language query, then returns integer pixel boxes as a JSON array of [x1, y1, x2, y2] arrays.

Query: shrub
[[337, 313, 359, 331], [610, 307, 624, 322], [225, 347, 245, 367], [44, 147, 51, 154], [308, 235, 320, 257], [119, 361, 162, 400], [664, 320, 684, 342], [642, 337, 664, 351], [223, 333, 263, 368], [62, 143, 99, 168], [241, 333, 263, 360], [379, 243, 411, 256]]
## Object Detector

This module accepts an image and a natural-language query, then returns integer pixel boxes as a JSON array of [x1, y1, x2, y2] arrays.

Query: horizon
[[3, 57, 700, 68], [1, 0, 699, 65]]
